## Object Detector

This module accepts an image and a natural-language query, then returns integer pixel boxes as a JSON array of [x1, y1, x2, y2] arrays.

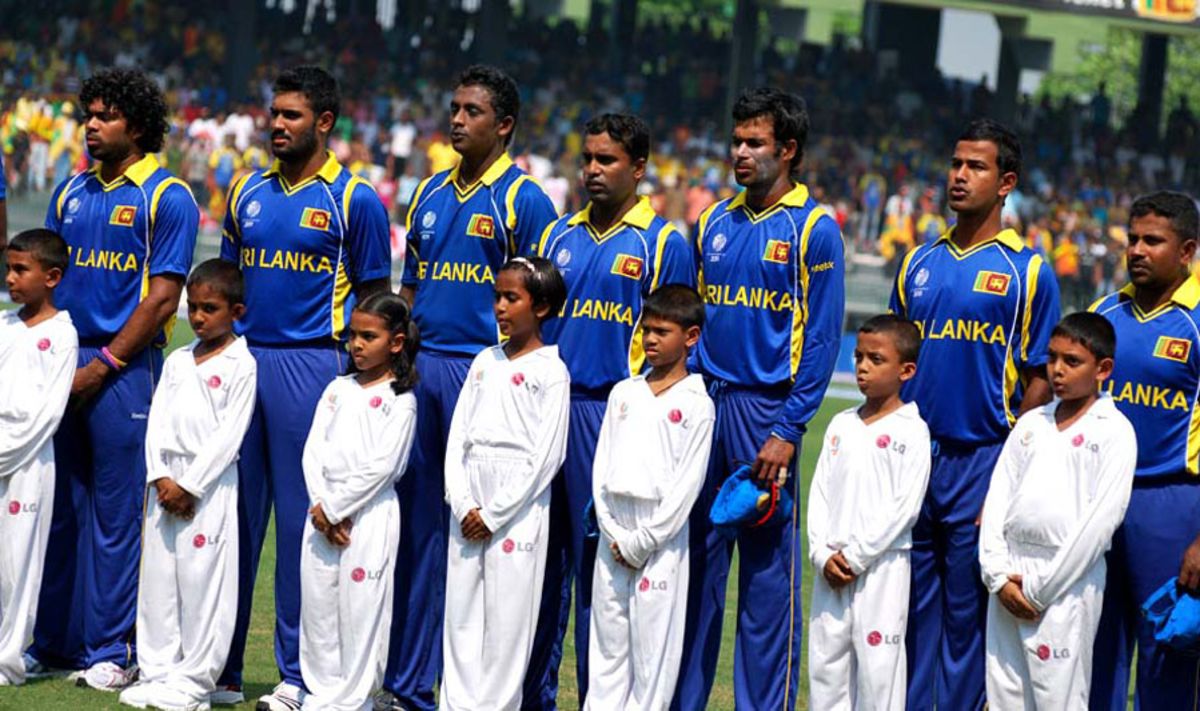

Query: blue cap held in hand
[[709, 464, 793, 540]]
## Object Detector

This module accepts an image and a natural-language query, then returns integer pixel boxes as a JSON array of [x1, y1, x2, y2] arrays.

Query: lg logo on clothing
[[501, 538, 534, 554], [193, 534, 222, 548], [7, 500, 38, 515], [638, 577, 668, 592], [866, 631, 900, 646], [1036, 644, 1069, 661], [351, 567, 385, 582]]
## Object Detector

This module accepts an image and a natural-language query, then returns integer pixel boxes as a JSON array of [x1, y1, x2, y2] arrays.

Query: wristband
[[100, 347, 127, 371]]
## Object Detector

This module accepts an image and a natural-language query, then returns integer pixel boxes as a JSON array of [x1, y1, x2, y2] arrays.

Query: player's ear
[[899, 361, 917, 382], [389, 330, 406, 355], [315, 110, 336, 136], [998, 170, 1018, 199], [1096, 356, 1114, 383], [779, 138, 798, 167], [230, 303, 247, 321], [44, 266, 63, 289], [684, 325, 701, 349], [1179, 238, 1197, 267], [632, 156, 647, 182], [496, 114, 515, 142]]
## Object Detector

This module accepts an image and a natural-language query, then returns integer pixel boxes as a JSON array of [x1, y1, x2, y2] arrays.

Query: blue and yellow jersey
[[46, 154, 198, 344], [402, 153, 558, 356], [1091, 279, 1200, 478], [891, 227, 1060, 444], [538, 197, 696, 391], [219, 151, 392, 345], [694, 184, 845, 441]]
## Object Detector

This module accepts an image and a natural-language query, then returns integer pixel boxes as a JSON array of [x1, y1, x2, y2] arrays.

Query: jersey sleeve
[[148, 180, 200, 277], [1019, 254, 1061, 370], [806, 422, 837, 572], [220, 173, 252, 263], [0, 327, 76, 478], [344, 179, 393, 285], [175, 357, 258, 499], [978, 425, 1025, 594], [889, 246, 920, 317], [401, 177, 434, 288], [444, 357, 481, 524], [44, 178, 67, 233], [321, 395, 418, 525], [774, 216, 845, 441], [649, 223, 697, 292], [509, 178, 558, 256]]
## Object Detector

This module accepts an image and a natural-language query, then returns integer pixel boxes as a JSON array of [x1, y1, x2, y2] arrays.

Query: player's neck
[[858, 392, 904, 424], [17, 298, 58, 327], [99, 151, 144, 183], [743, 174, 794, 213], [588, 193, 639, 234], [355, 362, 394, 388], [456, 144, 506, 188], [503, 329, 544, 360], [950, 206, 1003, 249], [193, 332, 236, 364], [1054, 391, 1099, 432], [645, 359, 689, 396], [1133, 272, 1189, 313], [280, 146, 329, 186]]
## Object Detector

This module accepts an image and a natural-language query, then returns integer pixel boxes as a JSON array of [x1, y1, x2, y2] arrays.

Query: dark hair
[[1052, 312, 1116, 362], [731, 87, 810, 178], [1130, 191, 1200, 243], [957, 118, 1022, 179], [859, 314, 922, 364], [187, 258, 245, 306], [352, 292, 420, 395], [457, 64, 520, 143], [274, 65, 341, 124], [584, 113, 650, 163], [80, 68, 169, 153], [498, 256, 566, 322], [8, 229, 69, 273], [643, 284, 704, 330]]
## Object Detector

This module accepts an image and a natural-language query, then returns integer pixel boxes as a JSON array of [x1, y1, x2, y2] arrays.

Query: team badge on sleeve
[[973, 270, 1011, 296], [1154, 336, 1192, 364], [763, 239, 791, 264], [109, 205, 138, 227], [611, 254, 644, 280], [467, 214, 496, 239], [300, 208, 332, 231]]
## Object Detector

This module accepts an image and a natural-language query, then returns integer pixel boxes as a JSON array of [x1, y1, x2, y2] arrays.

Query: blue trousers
[[672, 384, 804, 711], [905, 439, 1001, 711], [1089, 475, 1200, 711], [523, 393, 607, 709], [31, 346, 161, 669], [382, 350, 471, 711], [219, 343, 342, 688]]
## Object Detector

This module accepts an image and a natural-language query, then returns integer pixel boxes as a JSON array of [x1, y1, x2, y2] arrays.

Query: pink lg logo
[[193, 534, 207, 548], [639, 577, 651, 592], [37, 338, 51, 351], [668, 409, 683, 424], [1072, 434, 1084, 447], [502, 538, 515, 554], [876, 435, 891, 449], [511, 373, 525, 386], [351, 567, 366, 583], [1037, 644, 1051, 661], [867, 631, 883, 647], [207, 375, 222, 389], [8, 501, 20, 515], [369, 396, 383, 409]]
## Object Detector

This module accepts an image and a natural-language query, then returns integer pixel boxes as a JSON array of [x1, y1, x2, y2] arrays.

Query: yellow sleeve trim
[[150, 177, 194, 230], [536, 219, 558, 257], [650, 222, 679, 292], [1020, 255, 1044, 365], [791, 207, 828, 378], [405, 176, 435, 232], [894, 246, 920, 316], [505, 175, 535, 232]]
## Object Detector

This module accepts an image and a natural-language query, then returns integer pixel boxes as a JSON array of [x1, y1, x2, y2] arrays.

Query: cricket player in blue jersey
[[378, 65, 557, 711], [531, 113, 696, 706], [891, 119, 1059, 710], [1089, 191, 1200, 710], [27, 68, 199, 691], [217, 66, 392, 711], [674, 88, 844, 710]]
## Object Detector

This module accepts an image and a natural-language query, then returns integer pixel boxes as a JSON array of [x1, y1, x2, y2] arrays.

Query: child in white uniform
[[586, 285, 714, 711], [0, 231, 77, 686], [299, 293, 419, 711], [808, 315, 930, 711], [441, 257, 570, 711], [979, 312, 1135, 710], [120, 259, 257, 711]]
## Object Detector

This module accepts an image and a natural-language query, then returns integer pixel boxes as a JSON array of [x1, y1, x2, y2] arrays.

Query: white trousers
[[0, 446, 55, 685], [440, 456, 550, 711], [585, 525, 689, 711], [808, 550, 909, 711], [137, 462, 238, 702], [300, 491, 399, 711], [985, 549, 1104, 711]]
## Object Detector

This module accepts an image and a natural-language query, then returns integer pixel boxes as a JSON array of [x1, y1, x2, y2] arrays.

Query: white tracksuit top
[[0, 309, 77, 478], [979, 394, 1136, 611], [807, 401, 931, 575], [444, 344, 570, 533], [144, 338, 257, 498], [303, 375, 418, 525], [592, 372, 715, 568]]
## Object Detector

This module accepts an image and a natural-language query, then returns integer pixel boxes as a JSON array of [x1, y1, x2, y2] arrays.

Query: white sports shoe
[[147, 684, 213, 711], [209, 684, 245, 705], [76, 661, 139, 691], [255, 681, 305, 711], [118, 681, 159, 708]]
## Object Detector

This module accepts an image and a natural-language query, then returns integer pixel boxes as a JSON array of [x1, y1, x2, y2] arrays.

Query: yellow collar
[[936, 227, 1024, 252], [726, 183, 810, 212], [264, 150, 342, 184], [567, 196, 656, 230], [447, 152, 513, 188], [90, 153, 159, 186], [1119, 276, 1200, 310]]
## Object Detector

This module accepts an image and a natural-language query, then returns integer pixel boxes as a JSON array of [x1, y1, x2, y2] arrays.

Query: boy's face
[[5, 250, 60, 305], [186, 282, 243, 343], [854, 331, 916, 399], [1047, 334, 1112, 402], [642, 315, 699, 369]]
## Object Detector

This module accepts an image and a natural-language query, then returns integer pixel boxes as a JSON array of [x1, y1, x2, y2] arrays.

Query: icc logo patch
[[246, 200, 262, 218], [611, 254, 644, 280], [300, 208, 332, 231], [422, 211, 436, 229], [556, 248, 571, 267], [67, 197, 82, 214], [711, 233, 728, 252], [467, 214, 496, 239], [1154, 336, 1191, 363], [972, 270, 1011, 296], [109, 205, 138, 227], [762, 240, 791, 264], [913, 267, 930, 287]]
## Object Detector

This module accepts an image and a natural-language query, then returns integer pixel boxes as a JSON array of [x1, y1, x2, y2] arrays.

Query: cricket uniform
[[676, 184, 844, 710], [807, 402, 931, 711], [441, 345, 570, 711], [33, 155, 198, 670], [585, 373, 713, 711], [0, 310, 76, 684], [980, 396, 1135, 710], [299, 376, 417, 711], [891, 227, 1060, 710], [133, 338, 257, 707], [534, 197, 696, 704], [1090, 280, 1200, 710], [388, 153, 557, 710], [219, 152, 391, 687]]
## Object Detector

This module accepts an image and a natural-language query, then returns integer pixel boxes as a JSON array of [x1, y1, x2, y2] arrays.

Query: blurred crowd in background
[[3, 2, 1199, 312]]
